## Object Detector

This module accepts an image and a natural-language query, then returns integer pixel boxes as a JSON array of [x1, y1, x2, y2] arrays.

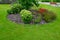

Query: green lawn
[[0, 4, 60, 40]]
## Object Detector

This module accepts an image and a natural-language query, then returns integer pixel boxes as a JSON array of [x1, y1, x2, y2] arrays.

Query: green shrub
[[7, 9, 13, 14], [7, 4, 23, 14], [20, 9, 33, 24], [34, 14, 41, 24], [43, 11, 56, 22], [17, 0, 39, 10]]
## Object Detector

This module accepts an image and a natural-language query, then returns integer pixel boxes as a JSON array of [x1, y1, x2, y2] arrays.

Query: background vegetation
[[0, 0, 60, 4], [41, 0, 60, 2]]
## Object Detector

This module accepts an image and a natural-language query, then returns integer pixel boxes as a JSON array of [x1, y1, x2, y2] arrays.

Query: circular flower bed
[[7, 3, 56, 24]]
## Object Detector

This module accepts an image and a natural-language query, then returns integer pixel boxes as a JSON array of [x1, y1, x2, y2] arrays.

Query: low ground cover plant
[[33, 14, 41, 24]]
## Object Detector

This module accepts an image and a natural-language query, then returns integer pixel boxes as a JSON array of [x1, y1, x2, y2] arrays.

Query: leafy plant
[[17, 0, 39, 10], [43, 11, 56, 22], [7, 4, 23, 14], [7, 9, 13, 14], [20, 9, 33, 24], [34, 14, 41, 24]]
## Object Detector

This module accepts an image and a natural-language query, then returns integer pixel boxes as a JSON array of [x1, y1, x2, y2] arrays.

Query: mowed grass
[[0, 4, 60, 40]]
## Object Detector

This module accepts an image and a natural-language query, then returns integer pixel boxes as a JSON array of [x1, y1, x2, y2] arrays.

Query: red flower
[[39, 8, 47, 13], [50, 2, 56, 4]]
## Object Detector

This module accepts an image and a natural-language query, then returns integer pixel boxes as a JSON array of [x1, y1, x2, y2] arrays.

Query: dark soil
[[7, 10, 46, 24]]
